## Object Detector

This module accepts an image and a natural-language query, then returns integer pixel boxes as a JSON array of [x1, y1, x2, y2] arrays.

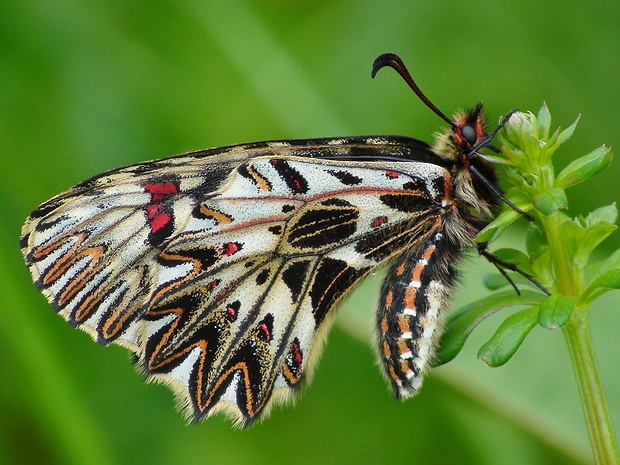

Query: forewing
[[21, 148, 247, 348]]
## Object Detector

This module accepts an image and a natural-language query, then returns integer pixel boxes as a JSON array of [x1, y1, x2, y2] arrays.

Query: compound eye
[[461, 125, 477, 145]]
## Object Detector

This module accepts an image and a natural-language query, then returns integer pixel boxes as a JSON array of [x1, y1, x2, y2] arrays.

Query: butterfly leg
[[376, 232, 460, 399]]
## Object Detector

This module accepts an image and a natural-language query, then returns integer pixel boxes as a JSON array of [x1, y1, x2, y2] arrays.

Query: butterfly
[[21, 53, 517, 426]]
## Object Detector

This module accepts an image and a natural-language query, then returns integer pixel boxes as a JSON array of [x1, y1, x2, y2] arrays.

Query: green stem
[[543, 213, 579, 295], [563, 310, 620, 464], [542, 211, 619, 463]]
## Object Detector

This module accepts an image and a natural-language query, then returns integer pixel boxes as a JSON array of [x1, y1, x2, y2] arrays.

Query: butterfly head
[[451, 102, 486, 151], [431, 106, 499, 217]]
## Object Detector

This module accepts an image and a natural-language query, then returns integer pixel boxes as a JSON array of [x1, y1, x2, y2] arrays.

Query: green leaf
[[537, 103, 551, 140], [532, 187, 567, 216], [492, 248, 531, 264], [433, 291, 546, 367], [476, 208, 522, 242], [531, 249, 554, 290], [576, 224, 617, 266], [578, 269, 620, 307], [497, 140, 524, 166], [545, 127, 561, 150], [546, 115, 580, 155], [491, 248, 535, 276], [477, 307, 540, 367], [505, 187, 535, 211], [523, 134, 541, 165], [585, 203, 618, 227], [555, 146, 612, 189], [559, 219, 585, 258], [538, 295, 576, 329], [480, 154, 513, 165], [596, 248, 620, 276]]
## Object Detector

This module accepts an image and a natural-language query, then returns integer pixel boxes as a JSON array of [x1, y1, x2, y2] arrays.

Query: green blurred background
[[1, 1, 618, 464]]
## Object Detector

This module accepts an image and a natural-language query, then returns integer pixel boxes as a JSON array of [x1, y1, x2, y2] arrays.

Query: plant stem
[[563, 310, 620, 464], [543, 210, 619, 464]]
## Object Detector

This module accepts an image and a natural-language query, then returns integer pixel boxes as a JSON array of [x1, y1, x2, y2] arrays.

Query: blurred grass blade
[[0, 243, 114, 465]]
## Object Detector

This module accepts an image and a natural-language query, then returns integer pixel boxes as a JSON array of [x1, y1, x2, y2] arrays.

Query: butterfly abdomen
[[377, 230, 462, 399]]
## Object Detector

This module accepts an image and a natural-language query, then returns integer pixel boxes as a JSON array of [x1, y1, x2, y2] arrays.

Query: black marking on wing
[[288, 199, 359, 249], [379, 193, 437, 213], [309, 257, 369, 325], [281, 260, 311, 302], [326, 169, 363, 185], [269, 159, 309, 194]]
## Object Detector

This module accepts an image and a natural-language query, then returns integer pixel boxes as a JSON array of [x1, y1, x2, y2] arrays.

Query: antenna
[[371, 53, 455, 128]]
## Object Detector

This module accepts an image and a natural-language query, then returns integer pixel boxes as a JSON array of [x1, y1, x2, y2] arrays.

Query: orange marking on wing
[[57, 246, 106, 308], [282, 364, 300, 385], [99, 276, 146, 339], [146, 306, 214, 378], [37, 233, 88, 285], [199, 205, 233, 225], [245, 164, 271, 192], [72, 292, 101, 322], [201, 360, 273, 417], [149, 253, 204, 303]]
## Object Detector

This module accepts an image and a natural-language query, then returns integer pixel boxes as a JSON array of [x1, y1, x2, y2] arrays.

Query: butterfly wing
[[21, 136, 450, 425], [21, 147, 245, 349]]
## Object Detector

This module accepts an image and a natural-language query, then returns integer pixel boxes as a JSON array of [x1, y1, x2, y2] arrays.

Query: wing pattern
[[22, 136, 461, 425]]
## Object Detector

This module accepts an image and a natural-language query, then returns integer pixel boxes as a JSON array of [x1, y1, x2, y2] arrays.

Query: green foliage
[[434, 290, 545, 366], [437, 105, 620, 463]]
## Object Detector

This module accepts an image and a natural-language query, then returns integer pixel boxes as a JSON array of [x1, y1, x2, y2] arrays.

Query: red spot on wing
[[142, 181, 179, 236], [148, 210, 172, 233], [222, 242, 242, 256], [287, 339, 303, 373], [144, 181, 179, 196], [257, 323, 272, 342], [225, 300, 240, 322], [283, 338, 304, 384], [290, 340, 302, 366], [371, 216, 388, 228], [384, 170, 401, 179]]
